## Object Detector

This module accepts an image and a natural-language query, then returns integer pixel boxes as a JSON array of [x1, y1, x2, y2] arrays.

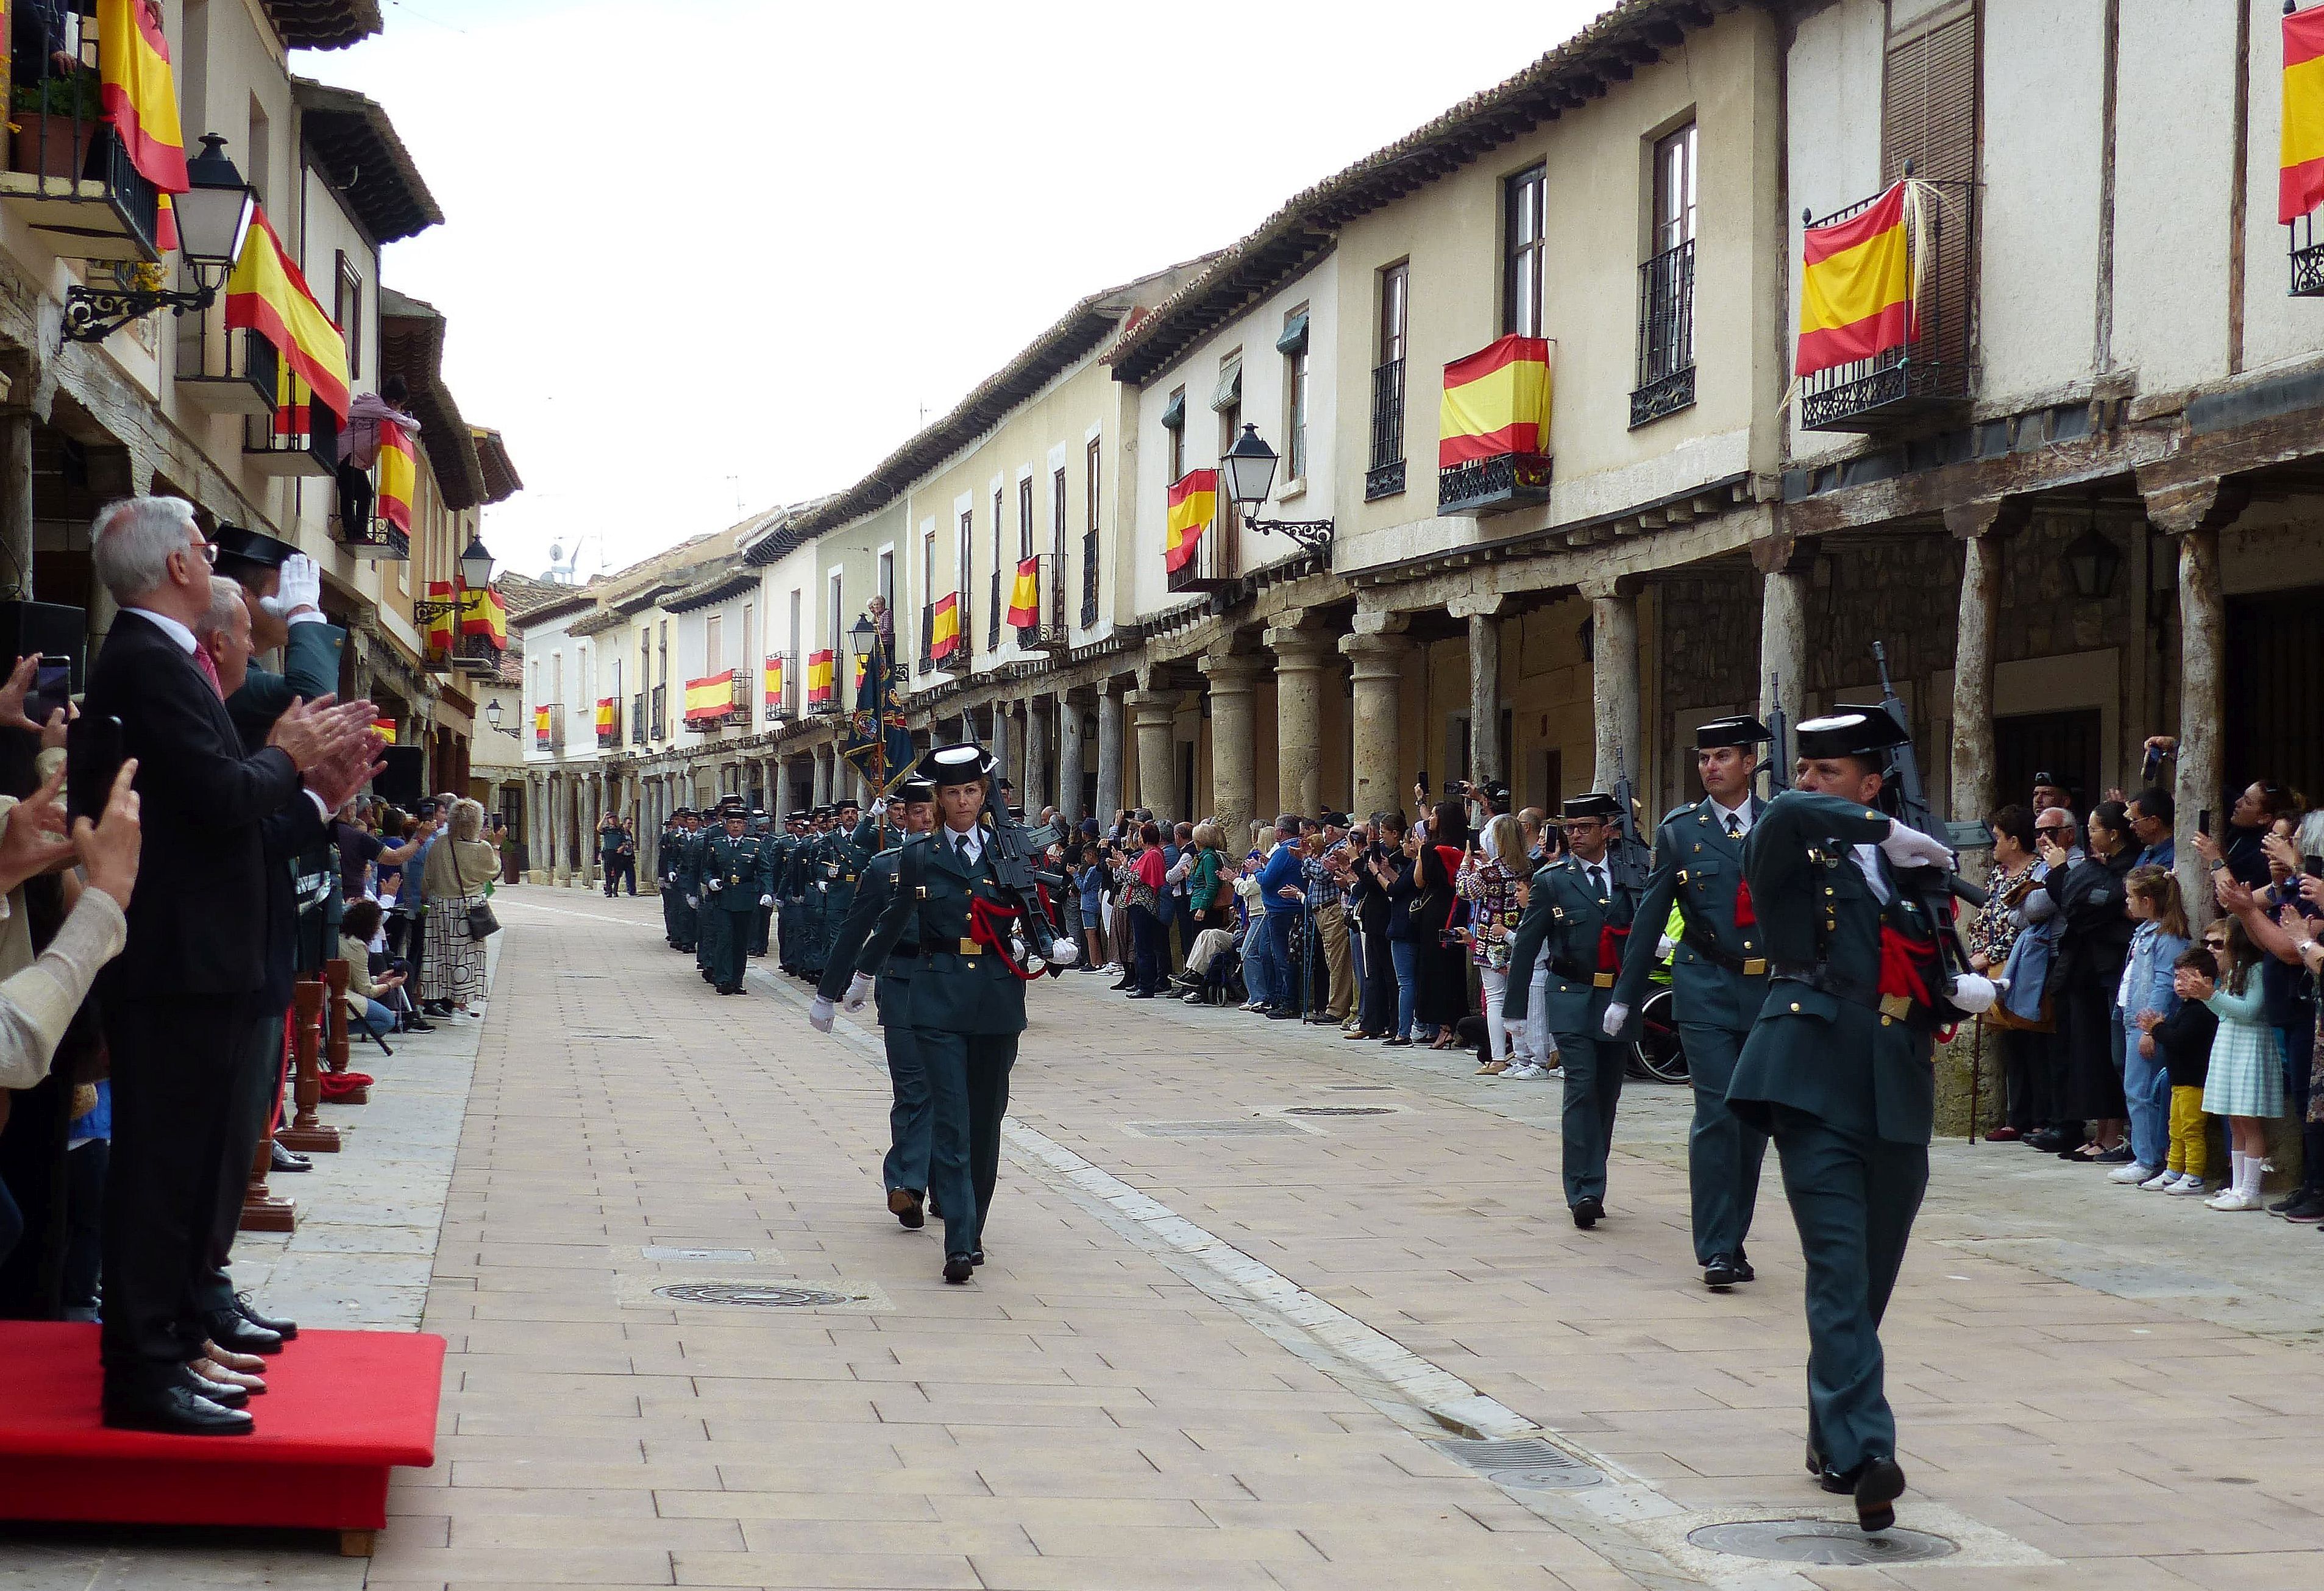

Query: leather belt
[[1549, 956, 1618, 989], [1682, 929, 1768, 978], [1770, 959, 1924, 1025], [957, 938, 983, 956]]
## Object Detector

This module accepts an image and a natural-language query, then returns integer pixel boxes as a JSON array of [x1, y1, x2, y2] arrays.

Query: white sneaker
[[2139, 1170, 2178, 1191], [2109, 1162, 2159, 1184], [2206, 1189, 2258, 1211], [2167, 1176, 2211, 1197]]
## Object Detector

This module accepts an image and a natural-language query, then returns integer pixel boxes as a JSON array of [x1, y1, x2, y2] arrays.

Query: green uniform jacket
[[1608, 798, 1771, 1032], [655, 828, 686, 887], [225, 620, 346, 749], [698, 833, 773, 912], [822, 827, 871, 924], [854, 829, 1029, 1037], [1501, 853, 1638, 1033], [1724, 790, 1945, 1147], [816, 844, 922, 1014]]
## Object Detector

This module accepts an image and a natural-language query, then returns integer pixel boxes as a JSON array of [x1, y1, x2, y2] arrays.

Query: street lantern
[[459, 535, 496, 591], [2063, 507, 2120, 601], [1221, 423, 1280, 511], [483, 697, 521, 740], [176, 135, 260, 285]]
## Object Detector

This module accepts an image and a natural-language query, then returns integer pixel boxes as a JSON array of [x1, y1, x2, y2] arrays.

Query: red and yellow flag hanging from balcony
[[226, 207, 350, 421], [806, 649, 836, 705], [1796, 182, 1916, 377], [929, 594, 960, 661], [531, 705, 551, 748], [460, 584, 508, 649], [96, 0, 191, 250], [1006, 557, 1040, 627], [2283, 6, 2324, 221], [375, 419, 416, 533], [763, 654, 785, 710], [683, 671, 735, 725], [852, 651, 869, 694], [371, 718, 397, 745], [1164, 470, 1215, 573], [595, 697, 616, 739], [1438, 335, 1553, 466], [423, 579, 457, 654]]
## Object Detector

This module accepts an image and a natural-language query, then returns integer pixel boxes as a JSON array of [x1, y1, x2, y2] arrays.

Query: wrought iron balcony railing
[[1014, 553, 1064, 651], [1079, 530, 1100, 629], [649, 683, 667, 741], [1797, 177, 1977, 433], [630, 691, 647, 746], [1630, 237, 1696, 429], [764, 650, 798, 721], [176, 315, 279, 416], [1365, 358, 1407, 500], [986, 569, 1002, 650], [0, 20, 165, 265], [246, 394, 340, 478]]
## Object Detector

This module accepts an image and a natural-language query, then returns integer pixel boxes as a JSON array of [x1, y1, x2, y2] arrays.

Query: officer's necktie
[[1589, 865, 1607, 899], [956, 833, 973, 867], [1727, 813, 1744, 841]]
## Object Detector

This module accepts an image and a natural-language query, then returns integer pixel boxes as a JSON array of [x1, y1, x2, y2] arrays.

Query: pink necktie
[[193, 644, 224, 699]]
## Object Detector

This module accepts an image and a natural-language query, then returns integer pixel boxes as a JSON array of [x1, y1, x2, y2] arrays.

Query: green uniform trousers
[[1550, 1031, 1626, 1208], [917, 1029, 1015, 1261], [708, 909, 753, 991], [1680, 1022, 1767, 1265]]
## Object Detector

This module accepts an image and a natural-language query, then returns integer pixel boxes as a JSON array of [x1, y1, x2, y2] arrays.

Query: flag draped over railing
[[375, 419, 416, 532], [460, 585, 508, 650], [683, 671, 735, 725], [424, 579, 457, 653], [371, 718, 397, 745], [1438, 335, 1552, 465], [930, 594, 960, 661], [1165, 470, 1215, 573], [1006, 557, 1040, 627], [595, 697, 616, 740], [1796, 181, 1915, 377], [531, 706, 550, 747], [2284, 6, 2324, 222], [226, 207, 350, 420], [97, 0, 191, 251], [763, 654, 785, 711], [806, 649, 835, 705]]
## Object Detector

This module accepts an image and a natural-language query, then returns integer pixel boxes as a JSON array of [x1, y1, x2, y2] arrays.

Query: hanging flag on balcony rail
[[930, 593, 961, 661], [371, 719, 397, 745], [273, 363, 312, 438], [842, 621, 914, 797], [2284, 6, 2324, 221], [1796, 181, 1917, 377], [595, 697, 616, 738], [532, 705, 550, 747], [807, 649, 835, 704], [1438, 335, 1553, 466], [226, 207, 350, 420], [96, 0, 191, 250], [763, 654, 785, 710], [376, 419, 416, 533], [852, 652, 869, 694], [683, 671, 736, 724], [460, 585, 508, 649], [424, 580, 457, 653], [1165, 470, 1215, 573], [1006, 557, 1040, 627]]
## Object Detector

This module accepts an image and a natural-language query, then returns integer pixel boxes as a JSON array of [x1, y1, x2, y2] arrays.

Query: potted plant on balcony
[[9, 68, 105, 182]]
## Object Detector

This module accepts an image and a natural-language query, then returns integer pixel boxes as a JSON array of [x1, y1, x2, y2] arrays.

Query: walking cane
[[1969, 1015, 1983, 1144]]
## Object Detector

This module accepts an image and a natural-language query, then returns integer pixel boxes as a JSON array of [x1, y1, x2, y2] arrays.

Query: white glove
[[1050, 939, 1079, 967], [870, 796, 889, 819], [1600, 1002, 1629, 1039], [759, 894, 773, 906], [685, 895, 698, 909], [1947, 973, 1999, 1014], [705, 878, 722, 892], [842, 972, 873, 1013], [808, 997, 835, 1033], [260, 552, 322, 620], [816, 882, 828, 894], [1878, 824, 1956, 872], [1657, 934, 1676, 959]]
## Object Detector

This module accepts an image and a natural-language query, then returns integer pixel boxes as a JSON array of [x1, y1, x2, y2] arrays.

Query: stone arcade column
[[810, 742, 831, 806], [1451, 597, 1506, 785], [2141, 474, 2249, 924], [991, 702, 1012, 792], [1095, 684, 1125, 822], [1266, 626, 1333, 819], [1943, 499, 2030, 831], [1341, 625, 1409, 822], [1125, 685, 1179, 820], [1755, 533, 1810, 736], [1586, 580, 1641, 795], [1198, 651, 1263, 844], [1024, 696, 1050, 814], [525, 774, 546, 882], [1056, 690, 1087, 824]]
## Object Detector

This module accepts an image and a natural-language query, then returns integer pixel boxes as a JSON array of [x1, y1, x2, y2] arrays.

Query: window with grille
[[1165, 389, 1186, 480], [1503, 166, 1545, 337], [1632, 122, 1698, 426], [1366, 262, 1410, 496]]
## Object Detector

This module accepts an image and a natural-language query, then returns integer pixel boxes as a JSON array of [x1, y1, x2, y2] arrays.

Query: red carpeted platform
[[0, 1322, 443, 1553]]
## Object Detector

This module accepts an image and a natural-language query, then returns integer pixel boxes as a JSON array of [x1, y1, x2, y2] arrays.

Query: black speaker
[[0, 600, 88, 690], [374, 745, 427, 808]]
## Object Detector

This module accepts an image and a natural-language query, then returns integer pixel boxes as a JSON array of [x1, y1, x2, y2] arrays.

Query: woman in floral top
[[1966, 804, 2042, 973], [1457, 814, 1527, 1074]]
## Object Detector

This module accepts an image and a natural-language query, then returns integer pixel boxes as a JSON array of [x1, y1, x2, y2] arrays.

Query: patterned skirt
[[2202, 1017, 2285, 1119], [421, 892, 490, 1005]]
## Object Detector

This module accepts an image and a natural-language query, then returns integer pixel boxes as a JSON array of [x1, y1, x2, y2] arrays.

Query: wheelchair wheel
[[1629, 988, 1689, 1083]]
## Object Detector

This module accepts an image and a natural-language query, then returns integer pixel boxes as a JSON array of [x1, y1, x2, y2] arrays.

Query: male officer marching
[[1726, 704, 1993, 1534], [819, 797, 868, 972], [689, 802, 736, 984], [656, 810, 691, 949], [748, 808, 775, 958], [1606, 717, 1774, 1290], [792, 806, 833, 982], [1504, 792, 1641, 1229], [770, 813, 805, 972], [698, 801, 774, 995], [809, 777, 939, 1228], [816, 744, 1078, 1283], [665, 810, 702, 955]]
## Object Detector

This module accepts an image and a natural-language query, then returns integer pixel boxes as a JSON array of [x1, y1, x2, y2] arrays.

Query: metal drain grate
[[1432, 1437, 1605, 1489], [569, 1032, 652, 1041], [641, 1246, 757, 1263], [1687, 1520, 1957, 1565], [653, 1283, 850, 1308], [1282, 1105, 1398, 1117], [1128, 1119, 1309, 1138]]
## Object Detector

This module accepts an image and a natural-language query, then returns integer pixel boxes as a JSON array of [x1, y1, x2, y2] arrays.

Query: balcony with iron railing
[[1436, 336, 1553, 518], [2292, 210, 2324, 297], [1165, 479, 1237, 596], [630, 691, 647, 746], [1797, 177, 1977, 433], [1080, 531, 1100, 629], [764, 650, 798, 722], [176, 309, 279, 416], [596, 699, 621, 750], [806, 652, 842, 717], [0, 13, 165, 264], [1364, 359, 1406, 500], [920, 602, 963, 677], [1013, 553, 1064, 652], [246, 391, 340, 478], [455, 630, 502, 675], [986, 569, 1003, 651], [649, 683, 667, 740], [535, 704, 564, 753], [1630, 237, 1696, 429]]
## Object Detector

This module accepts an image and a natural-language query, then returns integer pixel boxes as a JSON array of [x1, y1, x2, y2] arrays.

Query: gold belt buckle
[[1592, 973, 1615, 989], [1743, 957, 1767, 977], [1879, 992, 1911, 1020], [958, 938, 982, 956]]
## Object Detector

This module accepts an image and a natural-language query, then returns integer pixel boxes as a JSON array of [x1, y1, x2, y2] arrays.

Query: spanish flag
[[929, 593, 960, 661], [1438, 335, 1553, 466], [376, 419, 416, 533], [853, 652, 869, 694], [1006, 557, 1040, 627], [1165, 469, 1215, 574], [684, 672, 735, 725], [2285, 7, 2324, 222], [371, 718, 397, 745], [97, 0, 190, 200], [1796, 182, 1914, 377], [807, 649, 835, 704], [763, 654, 785, 710], [226, 207, 350, 421], [595, 697, 616, 739], [273, 363, 312, 438], [423, 580, 457, 653], [532, 705, 551, 747], [461, 584, 508, 649]]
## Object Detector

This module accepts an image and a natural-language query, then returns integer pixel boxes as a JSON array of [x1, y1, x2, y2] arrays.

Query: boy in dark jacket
[[2149, 945, 2221, 1194]]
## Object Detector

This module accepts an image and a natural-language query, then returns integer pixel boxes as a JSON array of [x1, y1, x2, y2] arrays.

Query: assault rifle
[[1869, 642, 1990, 1005], [1763, 674, 1793, 798], [1606, 747, 1655, 897], [975, 752, 1072, 975]]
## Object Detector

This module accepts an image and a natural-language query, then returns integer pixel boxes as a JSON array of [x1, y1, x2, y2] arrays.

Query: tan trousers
[[1317, 902, 1354, 1022]]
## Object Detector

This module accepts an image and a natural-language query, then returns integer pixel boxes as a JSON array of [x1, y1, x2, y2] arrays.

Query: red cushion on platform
[[0, 1323, 444, 1535]]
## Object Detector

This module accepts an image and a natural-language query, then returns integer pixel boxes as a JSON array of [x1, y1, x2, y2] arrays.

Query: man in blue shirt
[[1257, 816, 1306, 1019], [2127, 788, 2175, 870]]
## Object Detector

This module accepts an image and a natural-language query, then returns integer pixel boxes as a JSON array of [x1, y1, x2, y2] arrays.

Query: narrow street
[[323, 888, 2324, 1590]]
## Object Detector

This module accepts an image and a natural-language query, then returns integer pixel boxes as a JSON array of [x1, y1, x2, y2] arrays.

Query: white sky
[[302, 0, 1614, 580]]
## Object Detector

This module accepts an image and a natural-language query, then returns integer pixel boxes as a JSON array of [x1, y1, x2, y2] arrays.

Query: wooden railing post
[[279, 972, 344, 1151], [238, 1011, 296, 1233]]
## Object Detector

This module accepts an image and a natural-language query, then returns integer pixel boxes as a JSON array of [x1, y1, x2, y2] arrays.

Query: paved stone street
[[19, 884, 2324, 1590]]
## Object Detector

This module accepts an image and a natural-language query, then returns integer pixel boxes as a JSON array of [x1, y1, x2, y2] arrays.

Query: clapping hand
[[0, 764, 78, 894]]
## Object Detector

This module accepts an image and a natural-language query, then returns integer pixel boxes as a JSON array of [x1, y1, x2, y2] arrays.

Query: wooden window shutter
[[1882, 7, 1977, 183]]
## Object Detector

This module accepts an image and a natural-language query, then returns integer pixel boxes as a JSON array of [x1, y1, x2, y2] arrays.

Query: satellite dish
[[548, 541, 564, 564]]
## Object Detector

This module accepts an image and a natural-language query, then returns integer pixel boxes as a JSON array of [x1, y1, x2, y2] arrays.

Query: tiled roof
[[378, 288, 487, 510], [264, 1, 380, 50], [294, 79, 442, 244]]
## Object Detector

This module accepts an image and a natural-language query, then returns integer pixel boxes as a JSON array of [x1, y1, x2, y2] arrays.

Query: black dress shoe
[[1733, 1250, 1756, 1283], [889, 1189, 925, 1230], [235, 1293, 298, 1339], [1267, 1007, 1301, 1020], [269, 1141, 311, 1173], [202, 1310, 282, 1356], [1572, 1197, 1604, 1230], [1854, 1454, 1906, 1532], [1109, 978, 1134, 991], [185, 1369, 249, 1409], [970, 1248, 985, 1266], [402, 1017, 436, 1033], [942, 1255, 975, 1284], [103, 1381, 254, 1436], [1704, 1254, 1744, 1289], [1818, 1460, 1859, 1495], [1126, 990, 1156, 1000]]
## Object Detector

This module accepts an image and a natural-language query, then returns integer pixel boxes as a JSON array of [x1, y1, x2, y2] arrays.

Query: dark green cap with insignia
[[1694, 714, 1772, 750], [1560, 792, 1622, 821], [1794, 704, 1909, 761]]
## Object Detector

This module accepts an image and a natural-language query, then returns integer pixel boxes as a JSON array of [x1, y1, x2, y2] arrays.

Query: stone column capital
[[1580, 575, 1644, 603], [1446, 593, 1512, 621], [1351, 607, 1411, 636], [1338, 630, 1409, 678], [1123, 688, 1182, 725], [2136, 471, 2250, 538], [1199, 650, 1267, 691], [1942, 496, 2033, 541], [1265, 627, 1334, 670]]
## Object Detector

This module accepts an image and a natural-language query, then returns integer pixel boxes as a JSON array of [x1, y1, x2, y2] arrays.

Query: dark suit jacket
[[85, 610, 303, 997]]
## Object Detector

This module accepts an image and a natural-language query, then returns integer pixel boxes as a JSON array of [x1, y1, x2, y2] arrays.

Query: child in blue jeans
[[2114, 867, 2189, 1186]]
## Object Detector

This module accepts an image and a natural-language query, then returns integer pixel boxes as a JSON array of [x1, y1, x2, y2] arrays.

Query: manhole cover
[[570, 1032, 651, 1041], [1282, 1105, 1398, 1117], [1327, 1084, 1395, 1091], [653, 1283, 850, 1308], [1432, 1437, 1605, 1489], [1687, 1520, 1957, 1565], [641, 1245, 756, 1263], [1128, 1119, 1309, 1138]]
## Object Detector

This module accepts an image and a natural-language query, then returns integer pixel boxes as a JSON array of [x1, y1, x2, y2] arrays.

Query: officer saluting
[[1606, 716, 1774, 1290], [1725, 703, 1994, 1533], [816, 744, 1078, 1283], [659, 810, 698, 952], [698, 800, 774, 995], [809, 778, 939, 1229], [1503, 792, 1640, 1229]]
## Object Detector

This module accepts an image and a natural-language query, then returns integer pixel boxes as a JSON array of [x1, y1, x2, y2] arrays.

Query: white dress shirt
[[123, 605, 197, 653], [945, 824, 983, 867], [1710, 797, 1752, 839]]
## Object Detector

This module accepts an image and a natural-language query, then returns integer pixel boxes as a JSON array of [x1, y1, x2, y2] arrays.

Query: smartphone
[[27, 660, 69, 726], [1416, 770, 1429, 795], [66, 711, 124, 827], [2304, 857, 2323, 880], [2198, 808, 2212, 836]]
